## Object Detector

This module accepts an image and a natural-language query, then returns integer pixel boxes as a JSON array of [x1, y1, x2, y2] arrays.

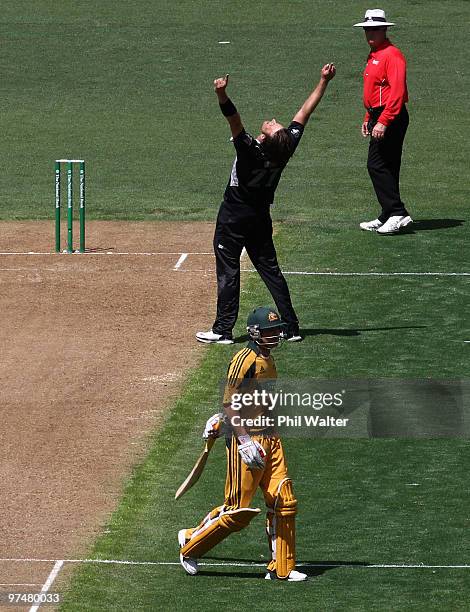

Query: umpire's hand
[[321, 63, 336, 81]]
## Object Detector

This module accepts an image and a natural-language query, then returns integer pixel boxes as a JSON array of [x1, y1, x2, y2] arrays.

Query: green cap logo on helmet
[[247, 307, 286, 343]]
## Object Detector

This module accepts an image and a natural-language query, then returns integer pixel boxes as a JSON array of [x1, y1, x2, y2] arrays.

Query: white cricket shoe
[[360, 218, 383, 231], [178, 529, 198, 575], [376, 215, 413, 235], [196, 329, 234, 344], [265, 569, 308, 581]]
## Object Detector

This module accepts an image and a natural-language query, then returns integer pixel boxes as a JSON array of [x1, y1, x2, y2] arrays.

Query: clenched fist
[[214, 74, 229, 93]]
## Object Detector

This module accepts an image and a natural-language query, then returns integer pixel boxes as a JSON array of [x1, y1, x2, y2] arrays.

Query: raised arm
[[292, 63, 336, 126], [214, 74, 244, 139]]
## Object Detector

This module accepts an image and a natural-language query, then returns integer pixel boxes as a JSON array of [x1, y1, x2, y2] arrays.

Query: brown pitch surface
[[0, 221, 216, 579]]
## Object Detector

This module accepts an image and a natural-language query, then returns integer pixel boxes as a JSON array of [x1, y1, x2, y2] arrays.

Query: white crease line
[[2, 558, 470, 570], [29, 560, 63, 612], [243, 270, 470, 277], [174, 253, 188, 270], [344, 564, 470, 569], [2, 260, 469, 278], [0, 252, 213, 256], [176, 268, 470, 277]]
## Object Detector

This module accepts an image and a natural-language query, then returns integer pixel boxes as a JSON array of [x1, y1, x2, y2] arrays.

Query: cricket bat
[[175, 437, 216, 500]]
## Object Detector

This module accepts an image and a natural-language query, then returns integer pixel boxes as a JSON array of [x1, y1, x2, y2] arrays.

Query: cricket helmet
[[246, 307, 286, 344]]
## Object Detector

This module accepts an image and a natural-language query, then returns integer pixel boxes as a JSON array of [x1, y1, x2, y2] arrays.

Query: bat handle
[[205, 436, 216, 452]]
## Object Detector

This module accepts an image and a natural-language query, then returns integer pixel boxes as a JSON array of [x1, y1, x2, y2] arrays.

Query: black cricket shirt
[[223, 122, 304, 209]]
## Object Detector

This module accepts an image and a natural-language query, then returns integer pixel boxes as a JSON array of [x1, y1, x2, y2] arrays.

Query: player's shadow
[[398, 218, 464, 234], [200, 557, 369, 578], [235, 325, 425, 342], [299, 560, 370, 578], [302, 324, 426, 338], [195, 570, 264, 579]]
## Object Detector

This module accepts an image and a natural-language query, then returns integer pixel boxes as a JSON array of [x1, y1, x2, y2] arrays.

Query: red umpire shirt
[[363, 39, 408, 126]]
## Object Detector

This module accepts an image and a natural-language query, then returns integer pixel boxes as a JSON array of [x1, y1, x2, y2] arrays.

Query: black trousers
[[367, 106, 410, 222], [212, 202, 299, 337]]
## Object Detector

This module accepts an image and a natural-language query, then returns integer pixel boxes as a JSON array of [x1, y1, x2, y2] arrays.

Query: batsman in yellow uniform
[[178, 307, 306, 581]]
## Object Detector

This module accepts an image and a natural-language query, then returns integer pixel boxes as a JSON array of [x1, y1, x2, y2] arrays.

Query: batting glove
[[203, 413, 224, 439], [238, 439, 266, 470]]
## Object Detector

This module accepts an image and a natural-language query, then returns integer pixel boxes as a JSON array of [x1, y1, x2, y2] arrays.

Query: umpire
[[196, 65, 336, 345], [354, 9, 413, 235]]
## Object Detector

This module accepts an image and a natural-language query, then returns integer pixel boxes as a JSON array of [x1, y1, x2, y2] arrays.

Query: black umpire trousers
[[212, 202, 299, 338], [367, 105, 410, 222]]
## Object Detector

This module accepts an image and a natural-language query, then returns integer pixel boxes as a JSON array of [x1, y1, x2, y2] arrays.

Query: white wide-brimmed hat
[[353, 9, 395, 27]]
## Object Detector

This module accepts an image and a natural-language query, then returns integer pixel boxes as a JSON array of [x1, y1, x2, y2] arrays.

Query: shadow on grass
[[411, 219, 464, 231], [194, 570, 264, 579], [302, 325, 426, 338], [394, 218, 465, 235], [234, 325, 425, 342], [198, 557, 370, 579], [301, 560, 370, 578]]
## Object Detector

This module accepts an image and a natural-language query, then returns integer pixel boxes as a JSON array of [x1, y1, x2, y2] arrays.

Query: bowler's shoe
[[196, 329, 234, 344]]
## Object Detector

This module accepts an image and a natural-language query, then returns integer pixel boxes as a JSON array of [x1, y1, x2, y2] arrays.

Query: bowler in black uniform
[[197, 65, 336, 345]]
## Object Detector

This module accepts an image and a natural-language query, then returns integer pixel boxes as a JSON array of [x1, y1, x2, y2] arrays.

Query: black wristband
[[219, 98, 237, 117]]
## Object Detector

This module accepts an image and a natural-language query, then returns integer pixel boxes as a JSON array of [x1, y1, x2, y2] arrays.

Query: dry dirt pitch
[[0, 221, 216, 601]]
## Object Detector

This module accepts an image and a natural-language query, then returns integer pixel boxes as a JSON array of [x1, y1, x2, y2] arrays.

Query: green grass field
[[1, 0, 469, 609]]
